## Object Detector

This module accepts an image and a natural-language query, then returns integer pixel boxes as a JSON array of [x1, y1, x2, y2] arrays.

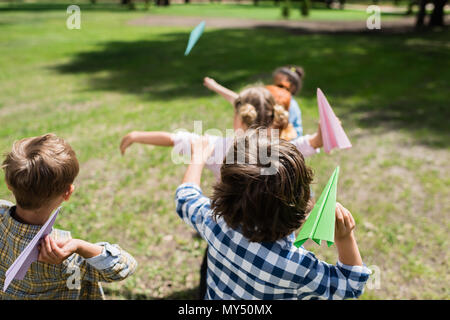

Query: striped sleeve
[[175, 183, 212, 238], [297, 250, 371, 299]]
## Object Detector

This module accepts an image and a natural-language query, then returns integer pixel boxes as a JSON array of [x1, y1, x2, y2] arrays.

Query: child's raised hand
[[203, 77, 218, 90], [309, 122, 323, 149], [334, 202, 356, 242], [38, 235, 79, 264], [120, 131, 136, 155], [315, 122, 323, 148], [191, 136, 215, 165]]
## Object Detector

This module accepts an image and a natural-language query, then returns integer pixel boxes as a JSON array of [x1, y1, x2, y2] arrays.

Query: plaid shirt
[[175, 183, 371, 300], [0, 200, 137, 300]]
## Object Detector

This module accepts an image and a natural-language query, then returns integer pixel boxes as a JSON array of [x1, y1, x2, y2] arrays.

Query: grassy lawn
[[0, 4, 449, 299]]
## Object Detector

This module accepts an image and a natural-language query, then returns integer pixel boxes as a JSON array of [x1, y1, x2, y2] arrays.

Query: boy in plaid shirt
[[175, 129, 371, 300], [0, 134, 137, 299]]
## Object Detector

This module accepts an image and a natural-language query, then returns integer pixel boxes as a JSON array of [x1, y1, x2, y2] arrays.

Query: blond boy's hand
[[334, 202, 356, 242], [38, 235, 78, 264], [120, 131, 136, 155]]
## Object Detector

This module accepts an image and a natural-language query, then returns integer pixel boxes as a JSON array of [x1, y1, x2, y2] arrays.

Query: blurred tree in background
[[416, 0, 448, 26], [0, 0, 447, 26]]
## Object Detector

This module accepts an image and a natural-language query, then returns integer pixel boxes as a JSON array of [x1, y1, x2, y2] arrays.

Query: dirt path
[[129, 15, 432, 34]]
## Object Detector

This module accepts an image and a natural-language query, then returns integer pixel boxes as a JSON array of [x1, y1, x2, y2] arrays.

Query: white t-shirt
[[171, 131, 319, 180]]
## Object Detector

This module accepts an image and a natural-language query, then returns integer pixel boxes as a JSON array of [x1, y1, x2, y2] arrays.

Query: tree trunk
[[416, 0, 428, 27], [282, 0, 291, 18], [121, 0, 135, 9], [155, 0, 170, 6], [406, 0, 416, 15], [300, 0, 311, 16], [429, 0, 447, 26]]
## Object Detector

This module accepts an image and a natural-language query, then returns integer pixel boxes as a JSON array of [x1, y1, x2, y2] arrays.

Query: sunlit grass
[[0, 4, 449, 299]]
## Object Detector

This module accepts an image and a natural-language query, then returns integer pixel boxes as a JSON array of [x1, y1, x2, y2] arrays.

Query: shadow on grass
[[53, 27, 450, 148], [103, 286, 199, 300]]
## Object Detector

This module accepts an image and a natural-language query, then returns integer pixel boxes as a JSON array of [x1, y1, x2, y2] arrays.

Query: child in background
[[204, 65, 305, 137], [272, 65, 305, 137], [175, 130, 371, 299], [0, 134, 137, 300], [265, 84, 298, 141], [120, 86, 323, 180]]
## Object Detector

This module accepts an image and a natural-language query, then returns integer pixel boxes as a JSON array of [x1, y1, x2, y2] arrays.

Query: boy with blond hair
[[0, 133, 137, 299]]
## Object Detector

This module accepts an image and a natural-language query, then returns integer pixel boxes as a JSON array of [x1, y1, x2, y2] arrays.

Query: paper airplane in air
[[294, 166, 339, 248], [184, 21, 205, 56], [3, 207, 61, 292], [317, 88, 352, 154]]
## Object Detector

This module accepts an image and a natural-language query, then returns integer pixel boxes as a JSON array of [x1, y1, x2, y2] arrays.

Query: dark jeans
[[198, 246, 208, 299]]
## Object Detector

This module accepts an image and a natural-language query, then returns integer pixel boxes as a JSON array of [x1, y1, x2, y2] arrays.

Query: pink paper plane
[[317, 88, 352, 154]]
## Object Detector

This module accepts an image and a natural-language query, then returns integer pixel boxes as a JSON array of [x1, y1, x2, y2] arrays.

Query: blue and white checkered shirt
[[175, 183, 371, 300]]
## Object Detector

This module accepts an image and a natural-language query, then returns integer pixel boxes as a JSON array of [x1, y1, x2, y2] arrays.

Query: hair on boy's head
[[273, 65, 305, 95], [234, 86, 289, 132], [2, 133, 79, 210], [211, 128, 314, 243]]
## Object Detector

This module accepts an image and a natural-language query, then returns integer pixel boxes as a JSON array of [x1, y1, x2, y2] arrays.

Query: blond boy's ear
[[62, 184, 75, 201]]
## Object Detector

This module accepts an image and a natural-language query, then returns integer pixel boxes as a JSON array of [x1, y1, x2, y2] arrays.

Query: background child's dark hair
[[211, 128, 314, 243], [273, 65, 305, 95]]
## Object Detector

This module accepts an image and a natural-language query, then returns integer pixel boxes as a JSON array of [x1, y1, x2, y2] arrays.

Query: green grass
[[0, 1, 415, 21], [0, 4, 449, 299]]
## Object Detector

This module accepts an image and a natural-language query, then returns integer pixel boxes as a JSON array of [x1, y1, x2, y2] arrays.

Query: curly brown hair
[[211, 128, 314, 243]]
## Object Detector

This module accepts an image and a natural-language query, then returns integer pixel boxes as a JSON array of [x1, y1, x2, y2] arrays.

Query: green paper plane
[[294, 166, 340, 248]]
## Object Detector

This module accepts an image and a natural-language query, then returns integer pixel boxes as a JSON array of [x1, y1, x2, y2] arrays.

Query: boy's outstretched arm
[[120, 131, 174, 155], [203, 77, 239, 105], [182, 137, 215, 186], [174, 137, 215, 238]]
